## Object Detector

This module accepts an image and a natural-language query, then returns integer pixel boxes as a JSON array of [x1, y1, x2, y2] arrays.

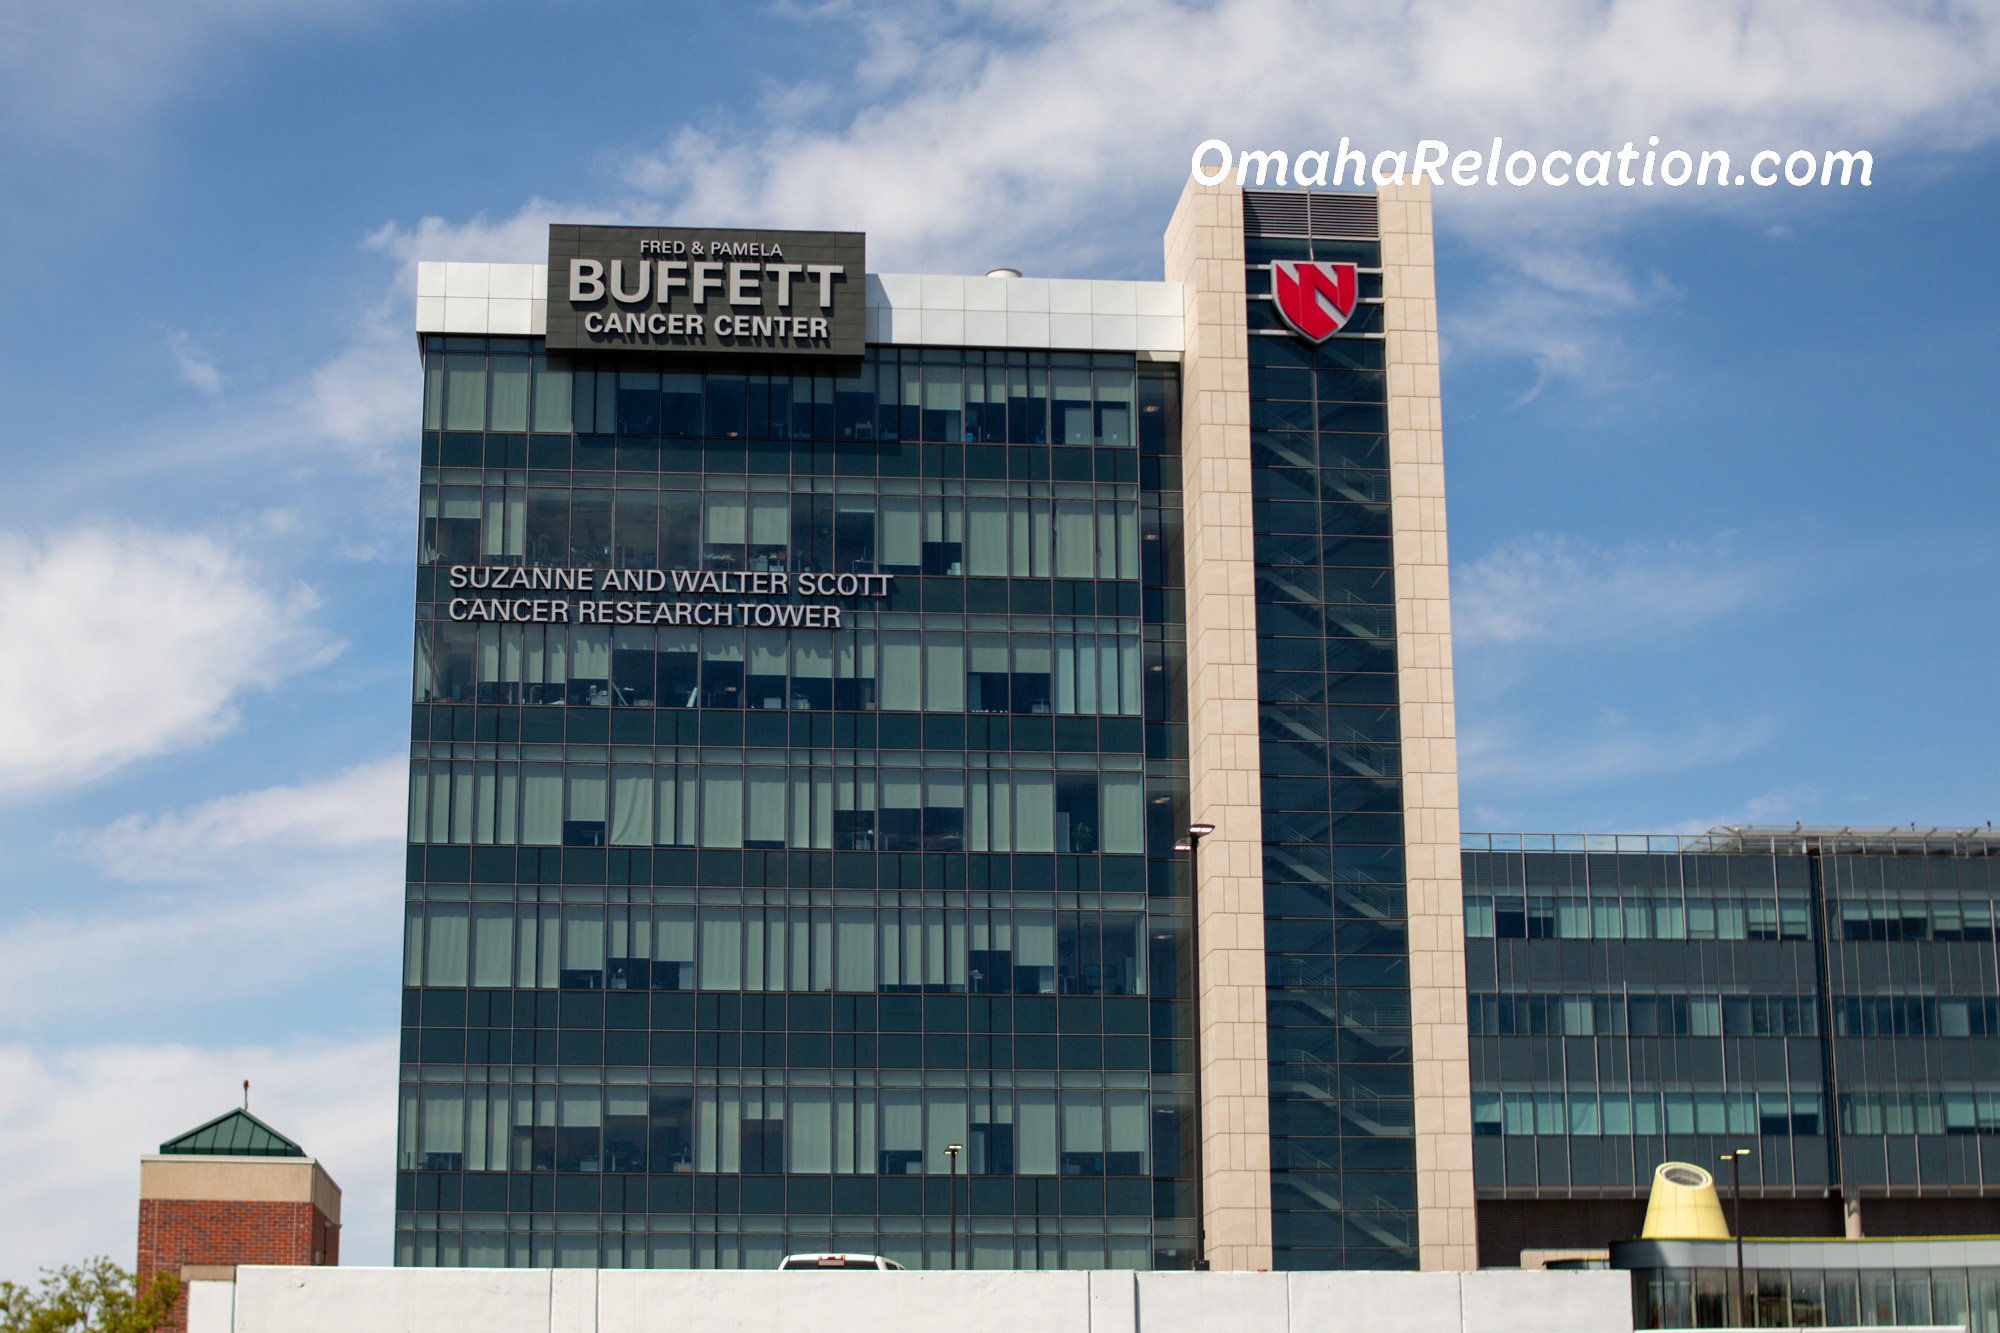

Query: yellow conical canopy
[[1641, 1162, 1731, 1240]]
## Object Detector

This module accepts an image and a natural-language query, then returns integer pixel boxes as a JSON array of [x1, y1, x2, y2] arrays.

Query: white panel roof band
[[415, 263, 1184, 355]]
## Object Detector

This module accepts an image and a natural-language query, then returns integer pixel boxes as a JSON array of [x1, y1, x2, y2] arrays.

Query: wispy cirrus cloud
[[164, 329, 222, 395], [0, 526, 340, 801], [79, 754, 404, 881], [608, 0, 2000, 394], [1657, 787, 1822, 836], [4, 760, 408, 1037], [1466, 784, 1816, 838], [0, 762, 412, 1275], [0, 0, 464, 148], [0, 850, 401, 1036], [232, 0, 2000, 478], [1443, 243, 1682, 406], [625, 0, 2000, 259], [1458, 707, 1780, 801], [1452, 531, 1785, 652], [5, 299, 423, 524], [0, 1034, 397, 1280]]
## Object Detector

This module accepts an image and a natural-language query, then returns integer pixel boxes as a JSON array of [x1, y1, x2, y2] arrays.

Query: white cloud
[[600, 0, 2000, 395], [1443, 242, 1681, 404], [1659, 787, 1818, 835], [1458, 709, 1778, 798], [1471, 786, 1820, 836], [620, 0, 2000, 266], [1451, 532, 1809, 812], [0, 1034, 397, 1280], [164, 330, 221, 395], [0, 833, 401, 1035], [1, 317, 421, 521], [180, 1, 2000, 481], [0, 766, 403, 1272], [0, 0, 446, 148], [167, 321, 420, 484], [284, 315, 421, 478], [0, 526, 339, 801], [80, 755, 404, 881], [1452, 531, 1781, 650], [363, 201, 591, 269], [352, 4, 2000, 290]]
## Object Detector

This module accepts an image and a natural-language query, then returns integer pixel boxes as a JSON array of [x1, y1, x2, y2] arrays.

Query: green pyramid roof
[[158, 1108, 306, 1158]]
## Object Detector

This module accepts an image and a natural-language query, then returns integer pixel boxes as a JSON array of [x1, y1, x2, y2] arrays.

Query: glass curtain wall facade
[[396, 339, 1200, 1268], [1463, 828, 2000, 1265], [1240, 197, 1419, 1270], [1635, 1258, 1998, 1330], [1620, 1234, 2000, 1330], [396, 202, 2000, 1277]]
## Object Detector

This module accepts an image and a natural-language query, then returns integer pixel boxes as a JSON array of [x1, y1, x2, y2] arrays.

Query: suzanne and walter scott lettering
[[444, 565, 892, 628]]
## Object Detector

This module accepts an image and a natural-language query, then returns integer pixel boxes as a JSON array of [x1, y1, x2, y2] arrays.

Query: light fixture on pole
[[945, 1143, 963, 1270], [1174, 822, 1215, 1271], [1721, 1147, 1751, 1325]]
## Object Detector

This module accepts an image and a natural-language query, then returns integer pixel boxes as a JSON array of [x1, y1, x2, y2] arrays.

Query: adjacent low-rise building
[[1465, 826, 2000, 1267], [137, 1108, 342, 1332]]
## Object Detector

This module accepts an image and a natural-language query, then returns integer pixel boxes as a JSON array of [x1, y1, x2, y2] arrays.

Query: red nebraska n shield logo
[[1271, 261, 1357, 343]]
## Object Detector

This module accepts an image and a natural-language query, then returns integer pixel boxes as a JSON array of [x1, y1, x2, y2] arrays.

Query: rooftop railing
[[1461, 825, 2000, 857]]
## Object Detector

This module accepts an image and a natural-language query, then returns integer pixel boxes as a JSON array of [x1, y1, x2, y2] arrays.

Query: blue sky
[[0, 0, 1995, 1276]]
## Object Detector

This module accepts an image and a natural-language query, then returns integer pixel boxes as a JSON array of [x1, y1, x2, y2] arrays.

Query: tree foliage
[[0, 1259, 179, 1333]]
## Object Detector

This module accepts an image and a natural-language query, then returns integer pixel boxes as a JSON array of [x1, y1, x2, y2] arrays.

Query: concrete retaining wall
[[187, 1266, 1633, 1333]]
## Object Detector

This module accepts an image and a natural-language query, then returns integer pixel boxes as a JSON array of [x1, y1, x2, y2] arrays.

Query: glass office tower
[[1463, 826, 2000, 1265], [394, 187, 1998, 1279], [394, 181, 1480, 1273], [395, 335, 1204, 1268]]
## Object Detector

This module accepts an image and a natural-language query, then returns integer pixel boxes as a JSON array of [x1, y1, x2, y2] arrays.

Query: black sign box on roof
[[545, 224, 866, 360]]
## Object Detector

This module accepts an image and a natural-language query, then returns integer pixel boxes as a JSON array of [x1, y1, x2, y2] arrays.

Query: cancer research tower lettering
[[445, 565, 892, 628]]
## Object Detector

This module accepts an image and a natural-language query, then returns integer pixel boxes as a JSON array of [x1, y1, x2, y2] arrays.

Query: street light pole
[[1175, 822, 1215, 1271], [1722, 1148, 1751, 1326], [945, 1143, 963, 1270]]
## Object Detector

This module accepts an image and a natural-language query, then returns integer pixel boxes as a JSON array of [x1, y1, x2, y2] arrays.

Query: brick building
[[137, 1109, 341, 1332]]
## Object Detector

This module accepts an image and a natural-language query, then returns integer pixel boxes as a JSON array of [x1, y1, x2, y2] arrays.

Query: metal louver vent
[[1309, 192, 1379, 239], [1242, 190, 1309, 235], [1242, 189, 1380, 239]]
